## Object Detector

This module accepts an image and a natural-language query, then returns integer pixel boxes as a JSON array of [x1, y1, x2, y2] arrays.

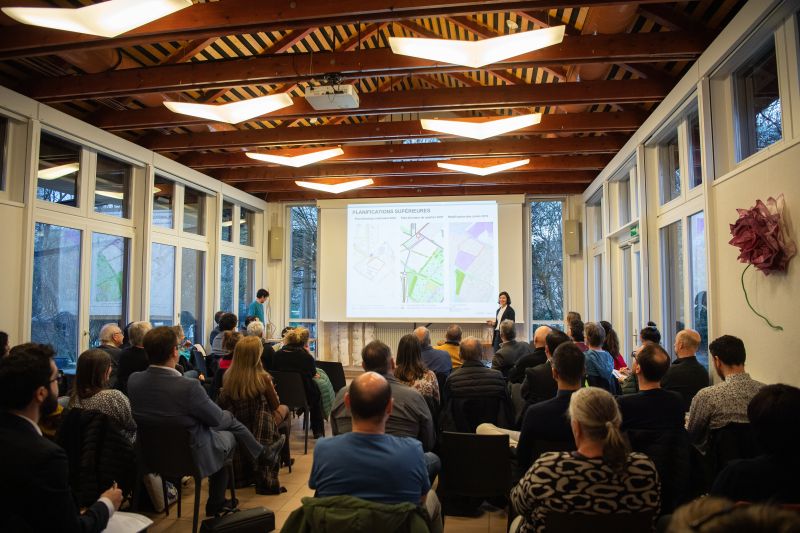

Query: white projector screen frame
[[319, 195, 526, 324]]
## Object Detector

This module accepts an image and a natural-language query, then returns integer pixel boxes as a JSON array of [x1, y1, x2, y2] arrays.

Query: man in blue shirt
[[247, 289, 269, 326], [310, 371, 442, 532]]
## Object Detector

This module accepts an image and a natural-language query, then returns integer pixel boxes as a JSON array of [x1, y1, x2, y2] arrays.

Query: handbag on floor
[[199, 507, 275, 532]]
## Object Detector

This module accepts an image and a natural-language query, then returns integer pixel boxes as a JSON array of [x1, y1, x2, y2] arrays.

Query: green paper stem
[[740, 264, 783, 331]]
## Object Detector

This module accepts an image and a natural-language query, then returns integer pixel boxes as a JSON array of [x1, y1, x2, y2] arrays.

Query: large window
[[289, 206, 318, 325], [735, 42, 782, 160], [530, 201, 563, 331], [89, 233, 128, 347], [37, 132, 80, 207], [239, 207, 254, 246], [689, 212, 709, 367], [94, 154, 131, 219], [183, 186, 205, 235], [688, 113, 703, 189], [221, 201, 233, 242], [659, 131, 681, 205], [152, 175, 174, 228], [220, 254, 235, 313], [32, 223, 80, 368], [150, 243, 175, 326], [181, 248, 205, 345], [661, 220, 684, 357], [238, 257, 255, 329]]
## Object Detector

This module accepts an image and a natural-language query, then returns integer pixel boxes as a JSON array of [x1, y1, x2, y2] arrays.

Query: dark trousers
[[207, 411, 264, 512]]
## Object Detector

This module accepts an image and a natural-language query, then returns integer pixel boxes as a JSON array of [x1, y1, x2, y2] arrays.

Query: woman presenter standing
[[488, 291, 515, 353]]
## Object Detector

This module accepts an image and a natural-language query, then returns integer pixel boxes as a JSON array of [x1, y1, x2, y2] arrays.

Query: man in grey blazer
[[128, 326, 283, 516]]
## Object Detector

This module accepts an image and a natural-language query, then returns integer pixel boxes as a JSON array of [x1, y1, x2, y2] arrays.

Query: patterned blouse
[[510, 451, 660, 533], [70, 389, 137, 443], [398, 369, 440, 403]]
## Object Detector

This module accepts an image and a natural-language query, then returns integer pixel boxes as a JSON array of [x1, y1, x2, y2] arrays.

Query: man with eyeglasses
[[0, 343, 122, 532], [98, 323, 124, 388]]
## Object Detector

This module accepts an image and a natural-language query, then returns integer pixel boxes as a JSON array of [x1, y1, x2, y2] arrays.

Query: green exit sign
[[630, 225, 639, 238]]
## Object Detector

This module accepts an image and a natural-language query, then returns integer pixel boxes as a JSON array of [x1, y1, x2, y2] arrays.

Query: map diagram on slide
[[400, 223, 445, 303], [450, 222, 496, 303]]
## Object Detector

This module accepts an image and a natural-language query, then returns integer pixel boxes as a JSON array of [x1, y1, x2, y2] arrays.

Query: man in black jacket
[[0, 344, 122, 532], [491, 320, 532, 379], [520, 330, 571, 406], [662, 329, 709, 411], [508, 326, 550, 383], [115, 320, 152, 395]]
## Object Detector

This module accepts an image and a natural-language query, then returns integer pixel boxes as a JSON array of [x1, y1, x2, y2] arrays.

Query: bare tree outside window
[[289, 205, 318, 351], [531, 201, 563, 328]]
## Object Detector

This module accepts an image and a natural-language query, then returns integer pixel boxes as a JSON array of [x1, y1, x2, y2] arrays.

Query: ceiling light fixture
[[295, 178, 374, 194], [437, 159, 530, 176], [37, 163, 80, 180], [420, 113, 541, 140], [2, 0, 192, 38], [163, 93, 293, 124], [246, 147, 344, 167], [388, 25, 565, 69]]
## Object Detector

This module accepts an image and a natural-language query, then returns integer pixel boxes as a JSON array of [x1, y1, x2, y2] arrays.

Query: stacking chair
[[316, 360, 347, 394], [271, 370, 312, 454], [133, 418, 236, 533]]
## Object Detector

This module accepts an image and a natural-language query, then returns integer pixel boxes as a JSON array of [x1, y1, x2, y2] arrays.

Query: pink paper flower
[[729, 195, 796, 275]]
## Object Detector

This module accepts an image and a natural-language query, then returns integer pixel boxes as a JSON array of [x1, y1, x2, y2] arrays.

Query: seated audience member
[[510, 387, 660, 533], [115, 321, 152, 395], [247, 320, 275, 371], [218, 336, 289, 495], [520, 330, 571, 406], [492, 319, 532, 378], [171, 324, 202, 380], [620, 323, 664, 394], [395, 334, 440, 404], [617, 343, 684, 431], [310, 372, 442, 533], [331, 341, 435, 453], [508, 326, 549, 384], [662, 329, 710, 411], [211, 331, 242, 398], [441, 337, 512, 432], [514, 342, 584, 477], [414, 326, 452, 379], [667, 496, 800, 533], [208, 310, 225, 346], [565, 311, 581, 326], [687, 335, 764, 451], [437, 324, 463, 370], [97, 323, 123, 387], [273, 327, 325, 438], [711, 384, 800, 503], [0, 331, 9, 357], [128, 326, 283, 517], [568, 319, 589, 352], [120, 322, 134, 350], [0, 346, 122, 532], [583, 322, 616, 393], [600, 320, 626, 371], [69, 348, 137, 443], [209, 313, 238, 374]]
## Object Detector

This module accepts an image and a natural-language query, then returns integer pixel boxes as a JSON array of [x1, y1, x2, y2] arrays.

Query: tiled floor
[[146, 416, 507, 532]]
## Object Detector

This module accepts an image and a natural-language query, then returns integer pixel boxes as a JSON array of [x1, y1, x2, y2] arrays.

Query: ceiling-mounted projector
[[305, 84, 359, 110]]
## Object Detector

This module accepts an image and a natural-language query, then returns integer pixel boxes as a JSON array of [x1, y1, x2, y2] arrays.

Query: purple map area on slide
[[468, 222, 492, 238], [455, 250, 476, 270]]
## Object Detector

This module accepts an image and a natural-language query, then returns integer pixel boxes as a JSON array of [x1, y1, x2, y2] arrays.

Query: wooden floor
[[146, 415, 508, 532]]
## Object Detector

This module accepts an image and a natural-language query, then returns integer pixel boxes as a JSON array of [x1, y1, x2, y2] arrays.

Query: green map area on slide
[[406, 247, 444, 303], [454, 269, 466, 295]]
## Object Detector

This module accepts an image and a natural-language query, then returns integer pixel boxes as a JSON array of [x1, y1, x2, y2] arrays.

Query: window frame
[[527, 197, 567, 337], [285, 203, 319, 352]]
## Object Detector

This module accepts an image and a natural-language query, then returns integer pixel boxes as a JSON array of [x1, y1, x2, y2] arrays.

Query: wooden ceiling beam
[[23, 31, 704, 102], [142, 111, 643, 152], [262, 182, 588, 201], [177, 134, 626, 168], [637, 4, 709, 35], [240, 171, 594, 193], [93, 79, 668, 130], [213, 155, 612, 182], [340, 23, 388, 51], [0, 0, 690, 60]]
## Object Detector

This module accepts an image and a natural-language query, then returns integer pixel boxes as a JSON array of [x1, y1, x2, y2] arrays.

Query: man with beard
[[0, 344, 122, 532]]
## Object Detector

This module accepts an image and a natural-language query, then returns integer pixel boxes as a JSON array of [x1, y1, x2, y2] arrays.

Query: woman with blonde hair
[[218, 336, 289, 494], [510, 387, 660, 532]]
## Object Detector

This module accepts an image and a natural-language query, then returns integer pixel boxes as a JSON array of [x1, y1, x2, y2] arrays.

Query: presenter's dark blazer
[[0, 411, 110, 533]]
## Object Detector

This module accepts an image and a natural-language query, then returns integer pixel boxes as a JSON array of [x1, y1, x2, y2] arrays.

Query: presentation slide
[[346, 201, 499, 319]]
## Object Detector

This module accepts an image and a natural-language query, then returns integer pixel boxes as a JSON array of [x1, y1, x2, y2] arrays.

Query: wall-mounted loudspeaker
[[564, 220, 581, 256], [269, 229, 283, 260]]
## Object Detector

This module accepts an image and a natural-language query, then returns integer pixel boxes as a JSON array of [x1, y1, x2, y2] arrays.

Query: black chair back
[[136, 417, 201, 479], [438, 431, 511, 499], [444, 395, 512, 433], [627, 428, 690, 514], [709, 422, 759, 475], [544, 510, 656, 531], [316, 361, 346, 394], [271, 370, 312, 454]]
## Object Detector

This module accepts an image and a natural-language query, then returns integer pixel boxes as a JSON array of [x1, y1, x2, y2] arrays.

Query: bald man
[[508, 326, 551, 384], [310, 372, 442, 532], [662, 329, 710, 411]]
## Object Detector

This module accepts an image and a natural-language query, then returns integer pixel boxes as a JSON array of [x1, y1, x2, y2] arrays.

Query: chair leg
[[161, 476, 170, 517], [176, 478, 182, 518], [303, 409, 309, 455], [192, 477, 201, 533], [227, 462, 237, 505]]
